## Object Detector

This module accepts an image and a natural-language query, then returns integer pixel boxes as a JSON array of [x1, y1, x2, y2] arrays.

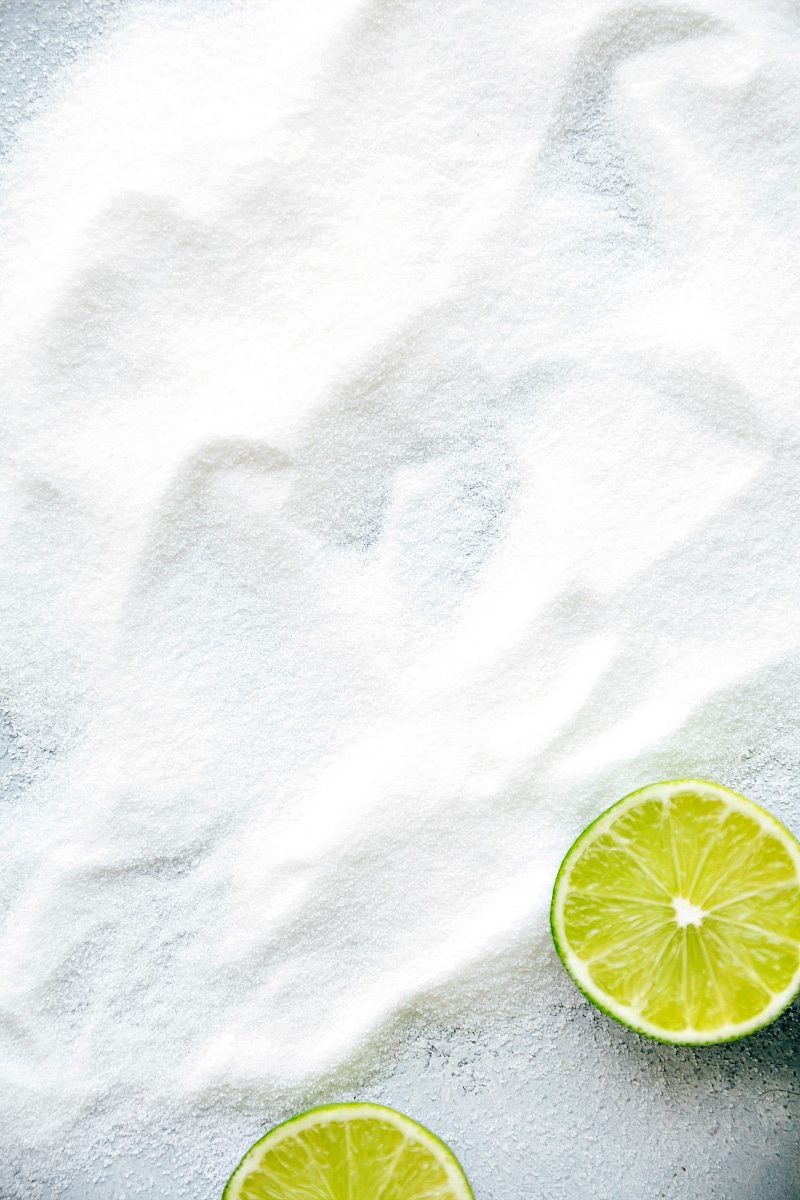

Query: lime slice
[[551, 779, 800, 1044], [222, 1102, 475, 1200]]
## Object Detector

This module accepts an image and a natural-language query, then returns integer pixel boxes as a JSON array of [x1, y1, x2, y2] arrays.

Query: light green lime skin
[[550, 778, 800, 1047], [222, 1102, 475, 1200]]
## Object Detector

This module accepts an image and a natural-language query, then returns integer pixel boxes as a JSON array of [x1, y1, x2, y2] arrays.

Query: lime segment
[[551, 779, 800, 1044], [222, 1103, 474, 1200]]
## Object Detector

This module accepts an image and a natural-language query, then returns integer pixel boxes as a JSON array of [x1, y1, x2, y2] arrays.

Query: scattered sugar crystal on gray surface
[[1, 0, 800, 1197]]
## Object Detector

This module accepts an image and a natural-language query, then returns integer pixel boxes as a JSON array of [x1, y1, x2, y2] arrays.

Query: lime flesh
[[551, 779, 800, 1044], [222, 1103, 475, 1200]]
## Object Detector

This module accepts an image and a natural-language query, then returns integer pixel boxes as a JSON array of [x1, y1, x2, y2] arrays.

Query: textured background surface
[[1, 3, 799, 1198]]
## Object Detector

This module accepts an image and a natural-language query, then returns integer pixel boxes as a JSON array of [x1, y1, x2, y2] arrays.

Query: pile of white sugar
[[2, 0, 800, 1196]]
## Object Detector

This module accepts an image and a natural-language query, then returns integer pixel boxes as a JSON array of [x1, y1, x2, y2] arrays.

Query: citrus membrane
[[222, 1102, 475, 1200], [550, 779, 800, 1044]]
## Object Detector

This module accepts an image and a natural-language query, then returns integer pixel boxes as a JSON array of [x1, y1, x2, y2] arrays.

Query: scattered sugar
[[2, 0, 800, 1196]]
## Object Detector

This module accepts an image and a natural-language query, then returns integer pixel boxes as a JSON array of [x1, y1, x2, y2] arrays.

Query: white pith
[[672, 897, 705, 928], [224, 1102, 474, 1200], [552, 779, 800, 1045]]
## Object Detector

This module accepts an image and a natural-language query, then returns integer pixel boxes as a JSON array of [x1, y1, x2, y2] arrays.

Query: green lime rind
[[222, 1101, 475, 1200], [550, 779, 800, 1046]]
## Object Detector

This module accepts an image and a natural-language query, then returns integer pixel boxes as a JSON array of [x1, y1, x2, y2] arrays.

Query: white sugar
[[1, 0, 800, 1195]]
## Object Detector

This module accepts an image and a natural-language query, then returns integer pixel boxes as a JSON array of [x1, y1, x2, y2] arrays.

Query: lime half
[[551, 779, 800, 1044], [222, 1103, 474, 1200]]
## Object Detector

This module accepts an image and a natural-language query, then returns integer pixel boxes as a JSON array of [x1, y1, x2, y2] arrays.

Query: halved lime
[[222, 1102, 475, 1200], [551, 779, 800, 1044]]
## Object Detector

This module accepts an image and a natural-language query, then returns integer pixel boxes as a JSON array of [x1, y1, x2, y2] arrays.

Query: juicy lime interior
[[223, 1103, 474, 1200], [551, 780, 800, 1043]]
